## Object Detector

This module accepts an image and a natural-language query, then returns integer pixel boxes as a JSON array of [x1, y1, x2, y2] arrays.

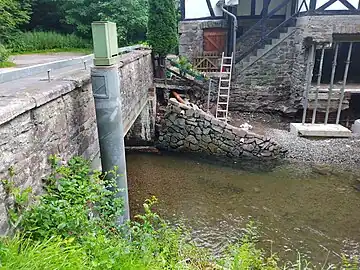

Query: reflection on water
[[126, 152, 360, 265]]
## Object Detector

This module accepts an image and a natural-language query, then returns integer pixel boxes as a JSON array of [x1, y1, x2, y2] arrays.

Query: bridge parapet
[[0, 49, 153, 233]]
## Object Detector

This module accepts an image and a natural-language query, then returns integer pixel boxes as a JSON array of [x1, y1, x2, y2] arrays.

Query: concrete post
[[91, 21, 130, 223]]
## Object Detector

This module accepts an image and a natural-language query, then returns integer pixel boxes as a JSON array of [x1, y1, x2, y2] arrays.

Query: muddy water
[[126, 152, 360, 265]]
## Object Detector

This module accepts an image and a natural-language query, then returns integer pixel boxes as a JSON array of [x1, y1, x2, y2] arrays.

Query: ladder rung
[[217, 117, 227, 120], [219, 94, 228, 97], [218, 102, 228, 105], [222, 64, 232, 67], [217, 109, 227, 112], [219, 86, 229, 89], [223, 57, 232, 59]]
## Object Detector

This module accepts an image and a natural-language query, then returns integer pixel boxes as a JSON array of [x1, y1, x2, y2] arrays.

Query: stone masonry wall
[[0, 50, 153, 234], [178, 19, 227, 61], [231, 29, 301, 114], [231, 15, 360, 115], [158, 99, 284, 159], [297, 15, 360, 43], [236, 18, 285, 56]]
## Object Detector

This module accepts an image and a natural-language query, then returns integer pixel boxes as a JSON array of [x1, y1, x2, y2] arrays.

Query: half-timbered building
[[179, 0, 360, 127]]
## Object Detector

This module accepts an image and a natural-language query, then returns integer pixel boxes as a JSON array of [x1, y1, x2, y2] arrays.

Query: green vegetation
[[0, 0, 149, 63], [7, 31, 91, 53], [0, 61, 16, 68], [148, 0, 178, 56], [0, 0, 31, 44], [1, 156, 358, 269]]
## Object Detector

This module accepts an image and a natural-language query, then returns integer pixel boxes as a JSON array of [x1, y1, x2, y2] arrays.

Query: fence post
[[91, 21, 130, 223]]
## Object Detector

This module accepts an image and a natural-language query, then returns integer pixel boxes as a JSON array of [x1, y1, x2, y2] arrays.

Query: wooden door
[[203, 28, 227, 54]]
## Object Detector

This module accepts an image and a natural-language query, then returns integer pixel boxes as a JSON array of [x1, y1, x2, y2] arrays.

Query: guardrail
[[0, 44, 148, 84]]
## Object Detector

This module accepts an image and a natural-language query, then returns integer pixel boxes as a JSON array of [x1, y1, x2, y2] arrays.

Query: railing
[[235, 0, 306, 63], [0, 44, 147, 84], [235, 12, 298, 63]]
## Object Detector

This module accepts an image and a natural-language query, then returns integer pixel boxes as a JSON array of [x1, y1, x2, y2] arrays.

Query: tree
[[0, 0, 31, 43], [51, 0, 148, 45], [147, 0, 177, 57]]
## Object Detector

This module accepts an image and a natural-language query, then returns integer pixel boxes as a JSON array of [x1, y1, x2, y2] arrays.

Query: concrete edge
[[118, 50, 152, 68]]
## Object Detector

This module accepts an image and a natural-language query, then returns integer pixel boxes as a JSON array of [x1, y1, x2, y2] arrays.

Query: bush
[[0, 44, 10, 62], [6, 31, 91, 53]]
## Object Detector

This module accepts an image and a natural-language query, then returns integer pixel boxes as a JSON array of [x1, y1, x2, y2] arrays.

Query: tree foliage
[[41, 0, 149, 46], [147, 0, 178, 56], [0, 0, 31, 43]]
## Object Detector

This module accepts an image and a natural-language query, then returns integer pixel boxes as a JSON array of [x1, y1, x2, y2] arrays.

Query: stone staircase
[[235, 25, 297, 74]]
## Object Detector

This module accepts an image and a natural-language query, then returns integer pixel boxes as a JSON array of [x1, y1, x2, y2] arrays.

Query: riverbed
[[126, 152, 360, 266]]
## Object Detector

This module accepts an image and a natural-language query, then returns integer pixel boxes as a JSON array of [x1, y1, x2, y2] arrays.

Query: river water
[[126, 152, 360, 266]]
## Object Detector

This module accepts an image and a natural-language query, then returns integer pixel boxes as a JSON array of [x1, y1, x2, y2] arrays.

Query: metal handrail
[[235, 11, 298, 63], [236, 0, 293, 43], [235, 0, 307, 64]]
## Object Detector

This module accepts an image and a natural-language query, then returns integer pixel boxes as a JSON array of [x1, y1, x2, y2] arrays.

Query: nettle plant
[[2, 155, 123, 240]]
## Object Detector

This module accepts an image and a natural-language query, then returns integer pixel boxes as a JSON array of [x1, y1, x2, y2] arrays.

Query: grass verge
[[0, 61, 16, 68], [12, 48, 92, 55]]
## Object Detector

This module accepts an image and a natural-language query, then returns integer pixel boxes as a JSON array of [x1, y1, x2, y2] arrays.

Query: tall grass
[[6, 31, 91, 53]]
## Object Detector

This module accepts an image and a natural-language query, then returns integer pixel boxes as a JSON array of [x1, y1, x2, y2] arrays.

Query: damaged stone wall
[[158, 99, 284, 159]]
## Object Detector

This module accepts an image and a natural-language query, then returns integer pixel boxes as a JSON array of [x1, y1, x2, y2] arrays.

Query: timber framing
[[299, 0, 360, 15]]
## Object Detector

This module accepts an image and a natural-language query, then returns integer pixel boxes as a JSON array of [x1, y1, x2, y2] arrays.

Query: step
[[287, 27, 295, 33], [249, 56, 257, 62], [256, 49, 265, 57]]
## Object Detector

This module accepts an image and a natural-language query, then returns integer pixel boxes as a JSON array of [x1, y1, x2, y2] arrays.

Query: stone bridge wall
[[158, 99, 284, 159], [0, 50, 153, 233]]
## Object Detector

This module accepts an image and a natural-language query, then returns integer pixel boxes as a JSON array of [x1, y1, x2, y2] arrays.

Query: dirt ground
[[228, 111, 291, 135]]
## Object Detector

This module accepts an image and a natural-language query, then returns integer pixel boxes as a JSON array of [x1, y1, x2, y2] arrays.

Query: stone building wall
[[0, 50, 154, 234], [231, 29, 300, 114], [178, 19, 227, 61], [236, 18, 285, 56], [296, 15, 360, 43], [158, 99, 284, 159]]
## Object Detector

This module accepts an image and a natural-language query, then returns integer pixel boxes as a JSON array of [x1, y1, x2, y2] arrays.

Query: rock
[[175, 118, 185, 126], [194, 127, 202, 135], [202, 135, 212, 143], [261, 151, 272, 157], [243, 144, 255, 152], [231, 149, 241, 157], [186, 109, 194, 117], [223, 130, 235, 140], [233, 128, 247, 137], [208, 143, 218, 153], [203, 128, 211, 135], [190, 143, 200, 151], [212, 125, 223, 134], [185, 135, 197, 144], [177, 140, 184, 146]]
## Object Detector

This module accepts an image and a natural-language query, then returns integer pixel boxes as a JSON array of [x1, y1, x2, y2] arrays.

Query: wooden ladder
[[215, 52, 233, 122]]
